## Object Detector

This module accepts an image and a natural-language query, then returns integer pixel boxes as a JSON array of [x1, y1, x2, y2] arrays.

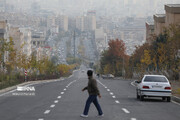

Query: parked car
[[135, 75, 172, 102], [102, 74, 114, 79]]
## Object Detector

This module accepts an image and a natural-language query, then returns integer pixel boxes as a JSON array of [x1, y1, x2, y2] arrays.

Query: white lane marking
[[110, 92, 114, 95], [131, 81, 136, 87], [112, 96, 116, 98], [57, 96, 61, 99], [107, 89, 110, 91], [172, 100, 180, 106], [50, 104, 55, 108], [0, 89, 17, 97], [61, 92, 64, 94], [66, 80, 77, 87], [68, 75, 73, 78], [44, 110, 50, 114], [97, 80, 108, 90], [64, 88, 66, 91], [115, 100, 120, 104], [54, 100, 58, 103], [122, 108, 130, 114], [131, 118, 137, 120], [38, 118, 44, 120]]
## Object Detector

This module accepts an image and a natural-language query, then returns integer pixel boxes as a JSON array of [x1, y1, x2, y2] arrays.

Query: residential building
[[60, 15, 68, 31], [153, 14, 165, 36], [165, 4, 180, 26], [84, 11, 96, 31], [9, 27, 24, 53], [95, 28, 108, 53], [20, 28, 32, 57], [47, 16, 56, 30], [0, 20, 10, 63], [31, 31, 46, 61], [145, 22, 154, 44], [50, 25, 59, 35], [146, 4, 180, 43], [76, 16, 84, 31], [31, 31, 45, 48]]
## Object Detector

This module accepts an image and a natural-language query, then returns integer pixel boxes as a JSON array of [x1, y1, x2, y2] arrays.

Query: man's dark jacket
[[83, 77, 100, 95]]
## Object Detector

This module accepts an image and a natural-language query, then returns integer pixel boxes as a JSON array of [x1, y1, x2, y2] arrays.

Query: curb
[[0, 78, 65, 96], [172, 96, 180, 103]]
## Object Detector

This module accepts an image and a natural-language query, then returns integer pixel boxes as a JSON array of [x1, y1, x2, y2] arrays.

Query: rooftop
[[153, 14, 165, 23], [165, 4, 180, 14], [146, 21, 154, 26], [166, 4, 180, 7]]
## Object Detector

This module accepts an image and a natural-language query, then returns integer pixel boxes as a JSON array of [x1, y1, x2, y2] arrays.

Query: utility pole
[[122, 56, 125, 78], [73, 31, 76, 60]]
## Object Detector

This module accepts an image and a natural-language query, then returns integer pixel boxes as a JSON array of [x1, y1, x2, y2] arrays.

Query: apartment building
[[31, 31, 46, 61], [83, 11, 96, 31], [76, 16, 84, 31], [95, 27, 108, 53], [9, 27, 24, 53], [153, 14, 165, 36], [0, 20, 10, 63], [145, 22, 154, 44], [20, 28, 32, 57], [165, 4, 180, 26], [146, 4, 180, 43], [60, 15, 68, 31]]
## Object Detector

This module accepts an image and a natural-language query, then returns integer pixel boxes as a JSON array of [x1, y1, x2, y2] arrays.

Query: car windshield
[[144, 76, 168, 82]]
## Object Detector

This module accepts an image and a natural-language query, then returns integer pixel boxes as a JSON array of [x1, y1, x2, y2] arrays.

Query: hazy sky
[[5, 0, 180, 17]]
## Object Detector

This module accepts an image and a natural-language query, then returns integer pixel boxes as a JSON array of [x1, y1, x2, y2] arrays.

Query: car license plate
[[152, 86, 162, 88]]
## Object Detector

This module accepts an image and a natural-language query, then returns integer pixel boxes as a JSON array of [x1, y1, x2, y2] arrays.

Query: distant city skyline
[[3, 0, 180, 17]]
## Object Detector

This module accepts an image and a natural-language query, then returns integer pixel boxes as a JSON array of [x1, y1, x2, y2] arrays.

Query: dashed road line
[[64, 88, 66, 91], [110, 92, 114, 95], [107, 89, 110, 91], [131, 118, 137, 120], [61, 92, 64, 94], [112, 96, 116, 98], [50, 104, 55, 108], [44, 110, 50, 114], [122, 108, 130, 114], [54, 100, 58, 103], [115, 100, 120, 104], [57, 96, 61, 99], [38, 118, 44, 120]]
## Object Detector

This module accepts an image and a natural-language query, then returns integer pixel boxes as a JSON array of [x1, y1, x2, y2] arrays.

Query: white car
[[135, 75, 172, 102]]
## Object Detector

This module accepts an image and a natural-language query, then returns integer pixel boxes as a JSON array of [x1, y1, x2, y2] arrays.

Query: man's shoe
[[98, 114, 104, 117], [80, 114, 88, 118]]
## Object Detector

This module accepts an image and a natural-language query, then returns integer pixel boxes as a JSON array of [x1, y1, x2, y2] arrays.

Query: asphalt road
[[0, 70, 180, 120]]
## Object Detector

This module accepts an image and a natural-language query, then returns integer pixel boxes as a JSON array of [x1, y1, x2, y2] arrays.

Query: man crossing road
[[81, 70, 104, 118]]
